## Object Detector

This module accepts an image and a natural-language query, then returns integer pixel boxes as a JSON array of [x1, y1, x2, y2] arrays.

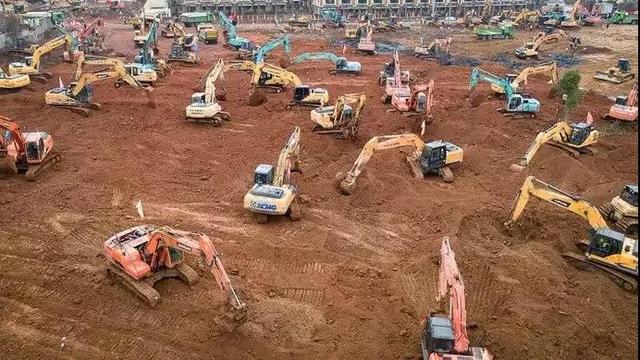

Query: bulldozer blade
[[593, 73, 624, 84], [25, 153, 60, 181]]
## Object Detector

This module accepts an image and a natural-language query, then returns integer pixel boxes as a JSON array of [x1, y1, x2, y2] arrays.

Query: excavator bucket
[[246, 88, 268, 106], [144, 87, 156, 108]]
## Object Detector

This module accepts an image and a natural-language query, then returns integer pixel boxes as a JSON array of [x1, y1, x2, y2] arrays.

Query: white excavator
[[505, 176, 638, 291], [244, 127, 303, 223], [491, 62, 559, 95], [310, 92, 366, 138], [421, 236, 493, 360], [335, 133, 463, 195], [510, 112, 599, 171], [185, 59, 230, 125], [45, 56, 154, 116]]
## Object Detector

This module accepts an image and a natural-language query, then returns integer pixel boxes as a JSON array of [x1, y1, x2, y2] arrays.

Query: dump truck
[[180, 12, 214, 27], [474, 24, 515, 40], [608, 10, 638, 25]]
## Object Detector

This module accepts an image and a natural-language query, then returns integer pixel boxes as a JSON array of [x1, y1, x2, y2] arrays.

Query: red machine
[[421, 237, 493, 360], [64, 17, 104, 62], [605, 81, 638, 122], [391, 79, 435, 130], [381, 51, 410, 104], [0, 116, 59, 180], [104, 226, 246, 315]]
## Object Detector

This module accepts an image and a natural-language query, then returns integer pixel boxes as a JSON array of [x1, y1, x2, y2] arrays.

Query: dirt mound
[[468, 90, 485, 107]]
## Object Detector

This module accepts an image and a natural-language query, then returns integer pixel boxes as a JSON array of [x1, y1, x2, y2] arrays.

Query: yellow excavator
[[45, 56, 153, 116], [6, 33, 77, 82], [510, 113, 598, 171], [599, 185, 638, 237], [335, 134, 463, 195], [492, 61, 559, 95], [166, 21, 200, 65], [0, 68, 30, 91], [514, 31, 568, 59], [511, 9, 539, 26], [225, 61, 329, 106], [243, 127, 302, 223], [310, 93, 366, 138], [505, 176, 638, 291], [185, 59, 230, 125]]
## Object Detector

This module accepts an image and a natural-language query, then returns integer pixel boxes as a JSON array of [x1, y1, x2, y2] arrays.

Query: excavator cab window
[[254, 164, 274, 186], [508, 95, 522, 110], [505, 74, 518, 83], [24, 57, 33, 67], [422, 316, 455, 354], [25, 139, 42, 162], [589, 229, 624, 258], [621, 185, 638, 207], [421, 143, 447, 171], [615, 96, 628, 106], [568, 123, 591, 145], [294, 86, 310, 101]]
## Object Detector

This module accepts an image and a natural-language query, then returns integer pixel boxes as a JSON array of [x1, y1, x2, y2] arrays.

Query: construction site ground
[[0, 19, 637, 359]]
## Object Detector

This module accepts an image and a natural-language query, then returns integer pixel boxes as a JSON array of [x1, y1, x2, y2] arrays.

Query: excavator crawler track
[[186, 112, 231, 126], [406, 157, 424, 179], [438, 166, 454, 183], [562, 252, 638, 292], [25, 153, 60, 181]]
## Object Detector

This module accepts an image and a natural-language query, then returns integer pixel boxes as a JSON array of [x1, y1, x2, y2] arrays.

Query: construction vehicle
[[356, 21, 375, 55], [243, 127, 302, 223], [473, 24, 515, 40], [197, 23, 218, 44], [469, 67, 540, 118], [344, 22, 366, 39], [605, 81, 638, 122], [218, 11, 255, 52], [104, 225, 246, 316], [336, 134, 463, 195], [559, 0, 581, 27], [127, 16, 143, 30], [511, 114, 598, 171], [287, 14, 311, 28], [594, 59, 636, 84], [186, 59, 229, 125], [0, 69, 31, 91], [421, 237, 493, 360], [45, 57, 153, 116], [319, 7, 345, 28], [161, 21, 175, 38], [309, 93, 366, 138], [391, 80, 435, 130], [599, 185, 638, 237], [505, 176, 638, 291], [491, 62, 559, 95], [414, 37, 452, 58], [480, 0, 493, 24], [0, 116, 60, 180], [240, 34, 291, 64], [132, 20, 167, 79], [64, 17, 103, 61], [608, 10, 638, 25], [180, 11, 214, 27], [381, 51, 411, 104], [512, 9, 540, 26], [378, 55, 411, 85], [291, 52, 361, 75], [515, 31, 567, 59], [7, 33, 77, 82], [166, 22, 200, 65]]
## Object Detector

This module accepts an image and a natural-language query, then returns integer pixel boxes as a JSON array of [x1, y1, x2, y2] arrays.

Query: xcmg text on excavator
[[310, 92, 366, 138], [0, 116, 60, 180], [244, 127, 302, 223], [605, 81, 638, 121], [505, 176, 638, 291], [421, 237, 493, 360], [186, 59, 230, 125], [599, 185, 638, 237], [511, 113, 598, 171], [291, 52, 361, 75], [491, 61, 558, 95], [104, 225, 246, 321], [469, 67, 540, 118], [45, 56, 153, 116], [7, 33, 77, 82], [336, 133, 463, 195]]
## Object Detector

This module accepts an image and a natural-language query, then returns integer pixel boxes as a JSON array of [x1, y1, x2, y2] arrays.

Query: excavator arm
[[469, 67, 514, 98], [218, 11, 237, 39], [505, 176, 609, 230], [292, 52, 339, 65], [273, 126, 301, 187], [251, 63, 302, 87], [143, 228, 246, 310], [30, 34, 75, 70], [71, 58, 146, 96], [203, 59, 225, 103], [512, 62, 558, 92], [338, 133, 424, 194], [0, 117, 26, 157], [516, 121, 571, 167], [627, 81, 638, 106], [254, 35, 291, 64]]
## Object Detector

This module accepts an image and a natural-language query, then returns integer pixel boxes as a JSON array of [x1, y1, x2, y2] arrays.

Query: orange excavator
[[0, 116, 60, 180], [605, 81, 638, 122], [391, 79, 435, 131], [421, 237, 493, 360], [104, 226, 247, 321]]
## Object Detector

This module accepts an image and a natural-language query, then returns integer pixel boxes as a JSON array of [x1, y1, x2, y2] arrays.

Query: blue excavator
[[469, 67, 540, 118], [236, 34, 291, 64], [291, 52, 361, 75], [132, 20, 169, 78], [319, 8, 346, 28], [218, 11, 255, 52]]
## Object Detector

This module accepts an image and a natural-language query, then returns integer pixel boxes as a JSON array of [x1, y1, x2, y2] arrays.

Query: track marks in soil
[[281, 288, 326, 305]]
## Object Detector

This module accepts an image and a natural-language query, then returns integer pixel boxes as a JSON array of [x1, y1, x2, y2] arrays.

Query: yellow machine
[[511, 116, 598, 171], [344, 22, 366, 38], [225, 61, 329, 106], [505, 176, 638, 291], [197, 23, 218, 44], [599, 185, 638, 236], [0, 68, 31, 90], [7, 33, 77, 81], [356, 21, 375, 55], [310, 93, 366, 138], [594, 59, 636, 84], [560, 0, 581, 27], [511, 9, 539, 25], [336, 134, 463, 195], [287, 15, 311, 28], [414, 37, 452, 57], [244, 127, 302, 223], [492, 61, 558, 94], [514, 31, 567, 59], [480, 0, 493, 24], [185, 59, 230, 125], [45, 56, 153, 116], [166, 22, 199, 65]]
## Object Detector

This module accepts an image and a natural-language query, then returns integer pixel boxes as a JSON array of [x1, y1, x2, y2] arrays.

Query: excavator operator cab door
[[615, 96, 628, 106], [25, 138, 44, 163], [568, 123, 591, 145], [420, 142, 447, 172], [254, 164, 274, 186], [505, 74, 518, 83], [191, 93, 206, 105], [507, 94, 523, 110], [294, 86, 310, 101], [415, 93, 427, 112], [24, 56, 34, 67], [621, 185, 639, 208], [421, 316, 455, 357], [588, 229, 625, 262]]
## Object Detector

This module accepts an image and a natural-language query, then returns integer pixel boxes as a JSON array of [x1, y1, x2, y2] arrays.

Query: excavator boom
[[469, 67, 514, 98], [254, 34, 291, 64], [273, 126, 301, 187]]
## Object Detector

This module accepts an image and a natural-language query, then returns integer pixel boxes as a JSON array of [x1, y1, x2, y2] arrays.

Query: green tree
[[554, 70, 582, 120]]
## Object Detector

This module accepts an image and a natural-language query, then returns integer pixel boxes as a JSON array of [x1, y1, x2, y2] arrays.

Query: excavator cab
[[568, 122, 593, 145], [618, 58, 631, 73], [505, 73, 518, 84], [24, 132, 51, 164], [24, 56, 34, 67], [507, 94, 523, 109], [254, 164, 274, 186], [293, 85, 310, 101], [587, 229, 630, 262], [620, 185, 639, 208], [421, 316, 455, 357], [420, 141, 448, 172], [190, 92, 206, 105]]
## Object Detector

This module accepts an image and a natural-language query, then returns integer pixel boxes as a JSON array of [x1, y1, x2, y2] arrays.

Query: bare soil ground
[[0, 18, 637, 359]]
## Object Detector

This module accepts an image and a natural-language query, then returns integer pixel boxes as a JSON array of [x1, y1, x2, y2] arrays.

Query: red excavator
[[421, 237, 493, 360], [605, 81, 638, 122], [391, 79, 435, 131], [0, 116, 60, 180], [104, 226, 247, 321]]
